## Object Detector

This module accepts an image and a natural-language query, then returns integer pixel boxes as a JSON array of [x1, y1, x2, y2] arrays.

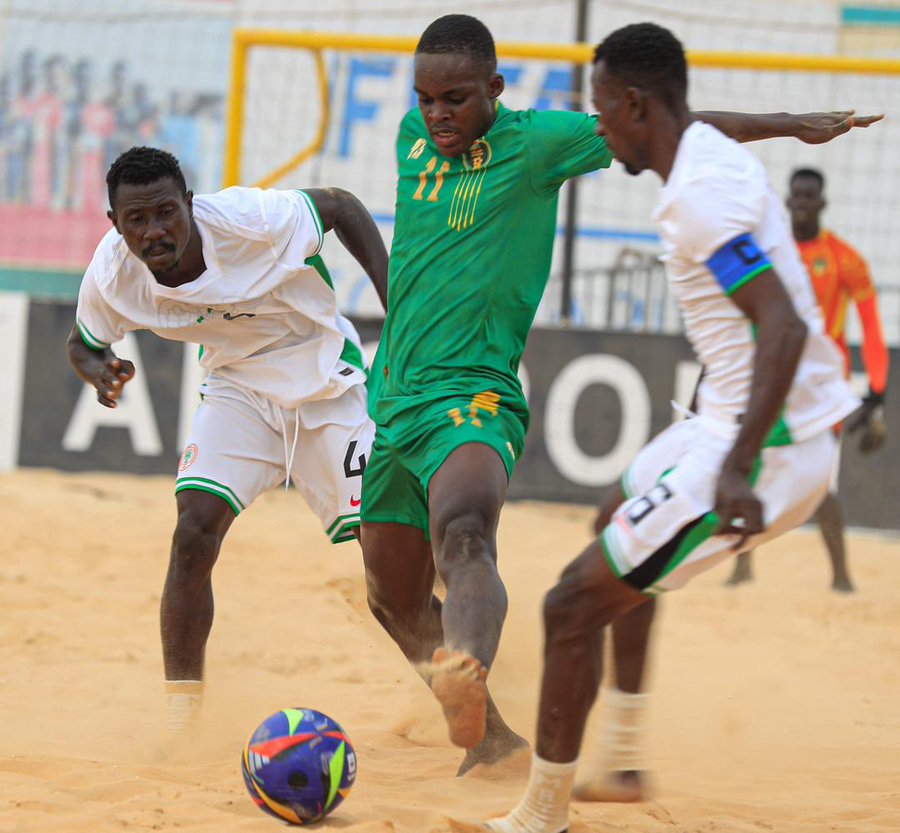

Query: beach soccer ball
[[241, 707, 357, 825]]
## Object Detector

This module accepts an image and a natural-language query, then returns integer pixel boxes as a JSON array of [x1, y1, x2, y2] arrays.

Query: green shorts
[[361, 392, 527, 539]]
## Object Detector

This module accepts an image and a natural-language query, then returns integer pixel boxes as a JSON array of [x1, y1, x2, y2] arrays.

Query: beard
[[149, 253, 183, 280]]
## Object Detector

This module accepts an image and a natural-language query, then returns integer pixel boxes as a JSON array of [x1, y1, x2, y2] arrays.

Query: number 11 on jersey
[[413, 157, 450, 202]]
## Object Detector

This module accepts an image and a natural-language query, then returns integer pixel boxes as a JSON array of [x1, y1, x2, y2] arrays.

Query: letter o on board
[[545, 355, 651, 487]]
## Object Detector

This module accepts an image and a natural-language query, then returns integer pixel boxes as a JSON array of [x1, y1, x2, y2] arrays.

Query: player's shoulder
[[194, 187, 304, 240], [657, 124, 773, 255], [682, 122, 762, 182], [86, 225, 131, 290], [822, 229, 865, 261], [665, 122, 766, 211], [503, 105, 596, 135], [194, 186, 272, 222]]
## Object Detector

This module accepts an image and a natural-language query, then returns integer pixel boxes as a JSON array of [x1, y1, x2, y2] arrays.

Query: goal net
[[229, 22, 900, 342]]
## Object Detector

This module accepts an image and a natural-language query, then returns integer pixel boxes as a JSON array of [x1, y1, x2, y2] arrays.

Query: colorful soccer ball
[[241, 707, 357, 825]]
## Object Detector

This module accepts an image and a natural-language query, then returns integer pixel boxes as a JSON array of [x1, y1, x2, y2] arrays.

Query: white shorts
[[605, 417, 838, 594], [175, 374, 374, 544]]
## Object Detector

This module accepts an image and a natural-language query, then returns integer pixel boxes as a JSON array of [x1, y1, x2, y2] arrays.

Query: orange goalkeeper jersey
[[796, 230, 888, 394]]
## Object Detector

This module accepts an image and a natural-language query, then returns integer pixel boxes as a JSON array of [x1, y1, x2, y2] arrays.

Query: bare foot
[[430, 647, 489, 749], [573, 769, 647, 802], [832, 578, 855, 593]]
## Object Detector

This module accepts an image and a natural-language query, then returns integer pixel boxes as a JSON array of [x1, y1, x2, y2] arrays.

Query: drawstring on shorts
[[278, 407, 301, 492]]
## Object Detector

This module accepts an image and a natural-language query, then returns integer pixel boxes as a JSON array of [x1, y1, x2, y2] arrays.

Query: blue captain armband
[[705, 233, 773, 295]]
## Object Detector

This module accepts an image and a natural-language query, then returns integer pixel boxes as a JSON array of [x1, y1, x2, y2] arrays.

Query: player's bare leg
[[362, 515, 526, 769], [362, 521, 444, 666], [575, 482, 654, 801], [428, 444, 527, 760], [815, 492, 854, 592], [160, 490, 235, 732], [724, 550, 754, 585], [574, 598, 656, 801], [486, 541, 645, 833]]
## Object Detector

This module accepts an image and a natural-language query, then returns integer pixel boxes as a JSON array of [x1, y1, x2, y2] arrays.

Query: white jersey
[[75, 186, 366, 409], [653, 121, 858, 442]]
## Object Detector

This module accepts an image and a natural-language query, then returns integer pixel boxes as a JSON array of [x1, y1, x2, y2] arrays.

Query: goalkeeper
[[726, 166, 889, 592]]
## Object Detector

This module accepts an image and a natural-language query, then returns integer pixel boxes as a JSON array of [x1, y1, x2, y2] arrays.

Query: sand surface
[[1, 469, 898, 833]]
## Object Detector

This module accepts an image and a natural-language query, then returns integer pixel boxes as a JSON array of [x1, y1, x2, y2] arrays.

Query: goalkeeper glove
[[847, 388, 887, 454]]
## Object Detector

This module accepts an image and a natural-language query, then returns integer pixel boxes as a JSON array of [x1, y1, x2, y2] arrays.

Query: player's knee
[[433, 511, 494, 571], [170, 512, 224, 577], [543, 574, 603, 644]]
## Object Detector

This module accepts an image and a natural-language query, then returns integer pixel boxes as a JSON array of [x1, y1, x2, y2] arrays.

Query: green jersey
[[370, 102, 613, 428]]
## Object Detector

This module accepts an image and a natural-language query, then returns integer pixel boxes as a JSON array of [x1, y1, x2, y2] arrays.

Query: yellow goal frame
[[225, 29, 900, 189]]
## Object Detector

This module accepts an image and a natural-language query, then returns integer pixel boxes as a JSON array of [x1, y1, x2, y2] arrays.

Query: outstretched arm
[[305, 187, 389, 311], [694, 110, 883, 144]]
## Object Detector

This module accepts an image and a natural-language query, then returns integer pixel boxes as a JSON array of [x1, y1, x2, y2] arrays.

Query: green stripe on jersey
[[76, 319, 109, 351], [305, 253, 334, 289], [296, 189, 324, 255], [339, 339, 365, 371], [763, 412, 793, 447]]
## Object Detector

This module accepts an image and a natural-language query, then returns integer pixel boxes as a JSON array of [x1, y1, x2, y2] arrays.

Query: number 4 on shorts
[[343, 441, 367, 478]]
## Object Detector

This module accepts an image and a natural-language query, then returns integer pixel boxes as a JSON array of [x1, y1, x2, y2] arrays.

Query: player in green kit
[[360, 13, 881, 774]]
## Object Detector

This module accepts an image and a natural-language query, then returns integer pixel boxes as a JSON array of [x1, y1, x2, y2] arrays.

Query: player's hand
[[793, 110, 884, 144], [714, 467, 765, 551], [73, 352, 136, 408], [847, 389, 887, 454]]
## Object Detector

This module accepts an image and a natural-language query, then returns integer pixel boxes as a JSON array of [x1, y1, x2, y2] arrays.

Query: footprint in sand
[[430, 647, 489, 750]]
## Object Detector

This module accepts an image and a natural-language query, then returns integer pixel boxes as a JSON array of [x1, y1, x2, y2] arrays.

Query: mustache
[[142, 242, 176, 259]]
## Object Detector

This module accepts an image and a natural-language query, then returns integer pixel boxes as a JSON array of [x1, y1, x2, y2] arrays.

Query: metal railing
[[548, 255, 900, 346]]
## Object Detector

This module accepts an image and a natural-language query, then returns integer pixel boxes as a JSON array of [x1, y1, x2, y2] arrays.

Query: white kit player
[[481, 23, 868, 833], [67, 147, 388, 733]]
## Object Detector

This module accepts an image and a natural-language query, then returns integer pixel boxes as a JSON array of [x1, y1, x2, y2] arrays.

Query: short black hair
[[107, 146, 187, 209], [790, 167, 825, 191], [416, 14, 497, 71], [593, 22, 687, 108]]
